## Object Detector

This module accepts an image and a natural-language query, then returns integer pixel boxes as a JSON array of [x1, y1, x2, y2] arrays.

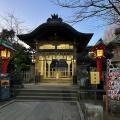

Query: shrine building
[[17, 14, 93, 84]]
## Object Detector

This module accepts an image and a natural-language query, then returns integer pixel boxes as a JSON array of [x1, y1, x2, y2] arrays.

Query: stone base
[[85, 103, 103, 120], [103, 95, 120, 114], [109, 100, 120, 113]]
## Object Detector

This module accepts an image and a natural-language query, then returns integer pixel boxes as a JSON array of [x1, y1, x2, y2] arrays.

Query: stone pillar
[[43, 59, 46, 78], [67, 61, 71, 77], [40, 57, 43, 76], [47, 61, 52, 77]]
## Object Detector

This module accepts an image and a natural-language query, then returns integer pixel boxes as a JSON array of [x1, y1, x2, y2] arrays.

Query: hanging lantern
[[0, 49, 11, 58], [32, 58, 36, 63], [94, 49, 104, 58], [1, 50, 7, 57]]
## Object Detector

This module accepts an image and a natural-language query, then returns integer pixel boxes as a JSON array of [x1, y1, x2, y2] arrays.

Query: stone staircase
[[11, 84, 79, 101], [41, 78, 73, 84]]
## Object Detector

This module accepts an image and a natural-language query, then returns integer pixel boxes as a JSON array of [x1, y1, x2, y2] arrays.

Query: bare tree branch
[[51, 0, 120, 25], [0, 11, 30, 46]]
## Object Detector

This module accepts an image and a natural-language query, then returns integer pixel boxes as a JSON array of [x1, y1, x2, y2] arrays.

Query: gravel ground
[[79, 100, 120, 120]]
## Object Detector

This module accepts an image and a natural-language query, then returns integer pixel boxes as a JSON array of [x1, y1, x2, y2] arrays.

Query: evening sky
[[0, 0, 106, 47]]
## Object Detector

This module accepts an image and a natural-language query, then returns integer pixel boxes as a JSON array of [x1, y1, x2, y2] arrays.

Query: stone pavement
[[0, 101, 83, 120]]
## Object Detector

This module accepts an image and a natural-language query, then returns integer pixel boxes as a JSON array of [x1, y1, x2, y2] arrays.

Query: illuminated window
[[39, 44, 55, 49], [69, 45, 73, 49], [57, 44, 66, 49], [97, 50, 103, 56], [1, 50, 7, 57], [7, 51, 11, 57], [57, 44, 73, 49]]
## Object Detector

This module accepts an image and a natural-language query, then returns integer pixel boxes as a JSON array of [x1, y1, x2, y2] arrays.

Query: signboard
[[90, 72, 100, 84], [1, 80, 10, 87], [1, 87, 10, 100], [0, 73, 10, 101]]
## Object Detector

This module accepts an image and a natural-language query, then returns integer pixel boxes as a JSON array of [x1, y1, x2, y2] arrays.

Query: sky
[[0, 0, 106, 47]]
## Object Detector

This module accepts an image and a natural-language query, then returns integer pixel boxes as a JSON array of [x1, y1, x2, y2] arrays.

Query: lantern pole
[[97, 59, 102, 81], [2, 59, 8, 73]]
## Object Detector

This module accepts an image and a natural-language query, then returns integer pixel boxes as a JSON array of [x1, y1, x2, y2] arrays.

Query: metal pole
[[94, 84, 97, 105]]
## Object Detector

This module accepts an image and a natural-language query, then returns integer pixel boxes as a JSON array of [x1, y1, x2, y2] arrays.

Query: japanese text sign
[[90, 72, 100, 84]]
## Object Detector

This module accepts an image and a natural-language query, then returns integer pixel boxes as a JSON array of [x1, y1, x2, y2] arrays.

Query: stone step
[[12, 89, 78, 93], [15, 96, 78, 101], [41, 78, 73, 83], [12, 85, 79, 101], [18, 92, 78, 97]]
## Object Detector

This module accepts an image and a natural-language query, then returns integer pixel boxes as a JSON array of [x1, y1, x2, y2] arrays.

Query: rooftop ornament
[[47, 14, 62, 23]]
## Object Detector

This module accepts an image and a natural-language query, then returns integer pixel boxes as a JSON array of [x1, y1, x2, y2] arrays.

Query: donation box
[[0, 73, 11, 101]]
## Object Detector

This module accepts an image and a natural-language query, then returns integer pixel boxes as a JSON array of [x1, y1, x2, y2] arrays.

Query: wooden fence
[[21, 71, 30, 83]]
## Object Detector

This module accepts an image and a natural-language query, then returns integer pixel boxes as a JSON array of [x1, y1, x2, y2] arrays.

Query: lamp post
[[0, 40, 16, 73], [90, 39, 106, 88]]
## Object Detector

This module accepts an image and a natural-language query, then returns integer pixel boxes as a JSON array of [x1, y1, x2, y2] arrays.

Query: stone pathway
[[0, 101, 81, 120]]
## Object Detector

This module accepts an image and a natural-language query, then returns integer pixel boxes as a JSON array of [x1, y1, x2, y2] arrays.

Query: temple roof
[[17, 14, 93, 52]]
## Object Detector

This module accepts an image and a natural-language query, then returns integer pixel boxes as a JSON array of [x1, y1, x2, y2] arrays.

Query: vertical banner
[[106, 59, 120, 113], [107, 60, 120, 100]]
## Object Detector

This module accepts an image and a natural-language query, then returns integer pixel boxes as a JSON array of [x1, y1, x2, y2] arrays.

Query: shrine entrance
[[36, 51, 75, 80], [49, 59, 70, 78], [17, 14, 93, 84]]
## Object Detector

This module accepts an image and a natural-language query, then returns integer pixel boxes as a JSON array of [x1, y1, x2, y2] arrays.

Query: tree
[[51, 0, 120, 25], [0, 12, 25, 33], [0, 29, 15, 43], [103, 26, 117, 43], [103, 23, 120, 43], [8, 47, 32, 71]]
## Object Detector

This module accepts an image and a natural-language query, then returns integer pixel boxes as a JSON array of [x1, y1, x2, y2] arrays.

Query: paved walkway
[[0, 101, 81, 120]]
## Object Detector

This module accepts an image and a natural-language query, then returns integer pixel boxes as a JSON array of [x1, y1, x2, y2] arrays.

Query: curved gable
[[17, 14, 93, 52]]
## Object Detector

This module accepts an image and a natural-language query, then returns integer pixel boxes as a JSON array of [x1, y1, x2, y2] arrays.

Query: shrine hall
[[17, 14, 93, 83]]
